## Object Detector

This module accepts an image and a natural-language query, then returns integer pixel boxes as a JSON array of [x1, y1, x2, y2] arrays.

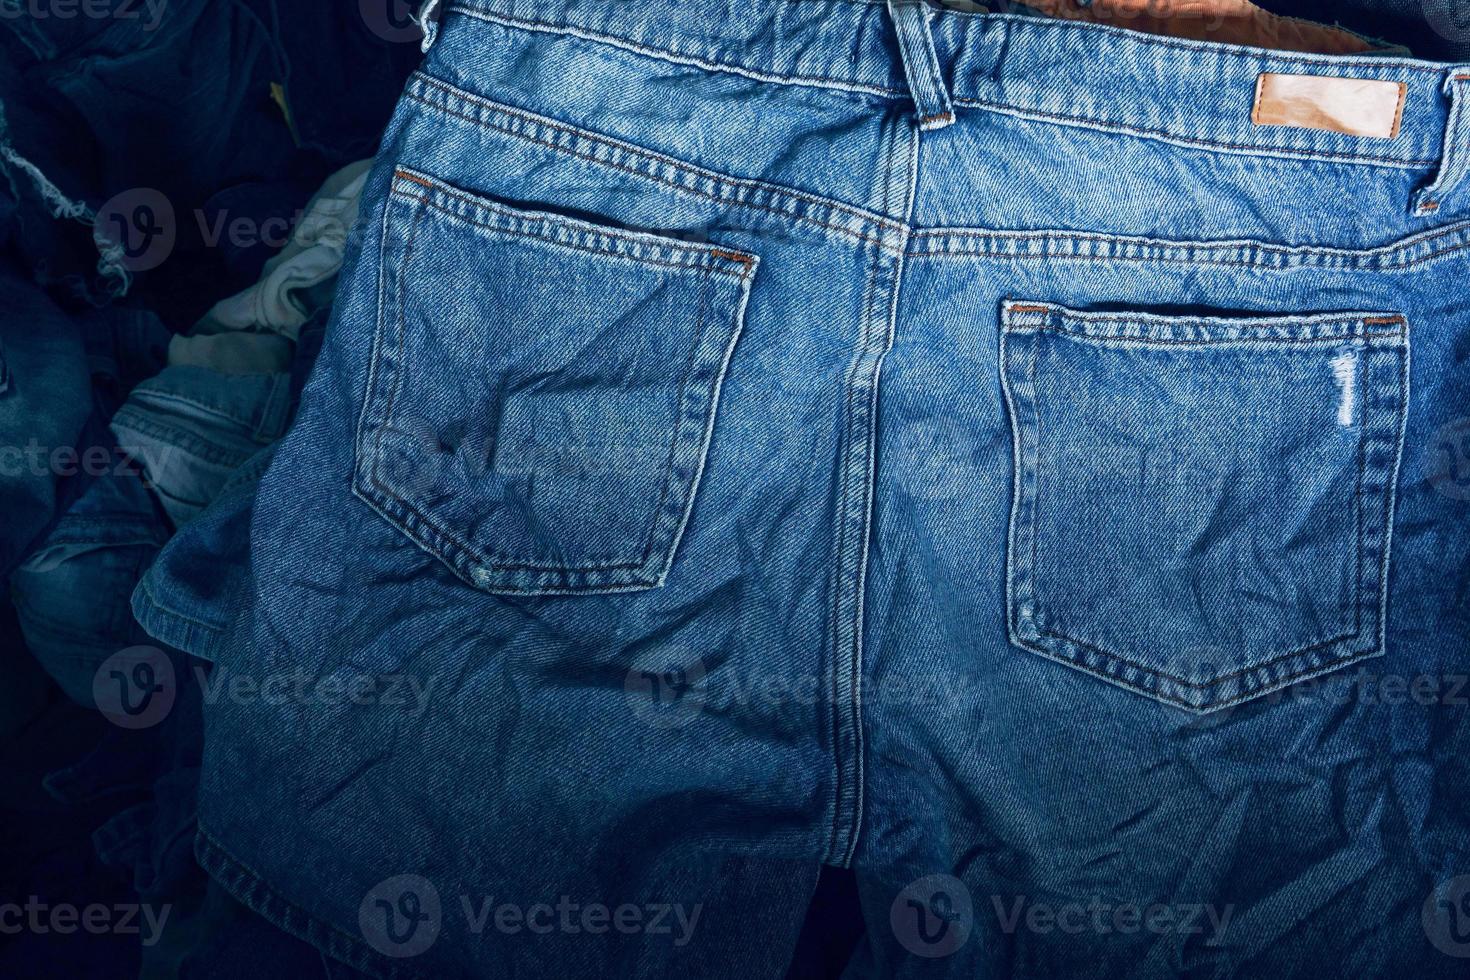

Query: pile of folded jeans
[[2, 1, 1468, 978], [0, 2, 416, 975]]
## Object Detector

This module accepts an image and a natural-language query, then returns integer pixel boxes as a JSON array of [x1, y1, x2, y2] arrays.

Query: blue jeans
[[135, 2, 1470, 976]]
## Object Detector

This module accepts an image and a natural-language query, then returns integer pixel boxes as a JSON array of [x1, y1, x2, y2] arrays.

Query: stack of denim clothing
[[2, 2, 1469, 979]]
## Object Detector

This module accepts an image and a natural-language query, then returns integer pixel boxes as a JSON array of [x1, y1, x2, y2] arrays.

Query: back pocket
[[999, 301, 1409, 712], [353, 167, 759, 595]]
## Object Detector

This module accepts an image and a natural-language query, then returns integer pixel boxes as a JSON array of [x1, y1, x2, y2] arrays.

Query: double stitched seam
[[405, 75, 902, 242], [366, 204, 443, 549], [350, 175, 401, 483], [445, 4, 906, 99], [1016, 320, 1404, 704], [136, 575, 228, 633], [839, 130, 918, 867], [951, 96, 1438, 168], [826, 244, 880, 865], [825, 142, 898, 865], [394, 172, 754, 272], [908, 221, 1470, 268], [370, 188, 746, 579], [911, 240, 1470, 268], [1020, 328, 1400, 348], [1380, 341, 1410, 649], [125, 389, 268, 428], [405, 91, 895, 250], [1027, 332, 1041, 592], [397, 189, 745, 278], [1033, 311, 1404, 330], [623, 261, 710, 574], [1353, 350, 1370, 639], [998, 322, 1023, 643], [1016, 644, 1368, 713], [195, 830, 414, 980], [1034, 627, 1359, 690]]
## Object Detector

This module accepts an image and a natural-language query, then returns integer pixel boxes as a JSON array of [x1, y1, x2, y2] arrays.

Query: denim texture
[[110, 366, 293, 527], [10, 466, 169, 704], [0, 269, 90, 573], [135, 2, 1470, 976]]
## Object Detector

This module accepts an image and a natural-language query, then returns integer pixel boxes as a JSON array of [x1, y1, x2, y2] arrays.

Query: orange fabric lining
[[1015, 0, 1377, 56]]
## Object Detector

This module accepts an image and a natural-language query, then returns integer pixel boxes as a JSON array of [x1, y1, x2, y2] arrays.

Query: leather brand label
[[1253, 73, 1406, 139]]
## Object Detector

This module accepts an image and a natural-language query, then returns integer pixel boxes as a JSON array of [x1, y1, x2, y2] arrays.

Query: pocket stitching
[[392, 168, 758, 276], [1000, 302, 1410, 709], [353, 173, 757, 592]]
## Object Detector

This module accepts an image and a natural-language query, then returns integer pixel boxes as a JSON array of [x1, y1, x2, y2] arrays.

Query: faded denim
[[135, 2, 1470, 977]]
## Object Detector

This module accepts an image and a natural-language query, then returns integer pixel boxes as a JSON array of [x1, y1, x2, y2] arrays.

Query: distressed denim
[[135, 1, 1470, 977]]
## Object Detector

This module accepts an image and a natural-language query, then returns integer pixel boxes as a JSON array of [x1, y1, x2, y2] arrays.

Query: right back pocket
[[999, 300, 1409, 712]]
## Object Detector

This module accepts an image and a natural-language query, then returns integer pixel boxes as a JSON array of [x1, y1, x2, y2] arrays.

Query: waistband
[[426, 0, 1469, 172]]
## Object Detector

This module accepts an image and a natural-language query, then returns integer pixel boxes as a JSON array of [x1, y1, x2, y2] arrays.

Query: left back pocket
[[353, 166, 759, 595]]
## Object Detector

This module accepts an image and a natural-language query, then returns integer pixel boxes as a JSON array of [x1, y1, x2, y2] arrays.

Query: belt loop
[[417, 0, 445, 54], [1411, 69, 1470, 218], [887, 0, 955, 131]]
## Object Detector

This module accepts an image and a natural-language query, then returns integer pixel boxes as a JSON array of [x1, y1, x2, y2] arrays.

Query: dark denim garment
[[0, 0, 416, 319], [6, 297, 171, 703], [134, 1, 1470, 977], [10, 467, 170, 704], [109, 366, 293, 528], [0, 269, 90, 574]]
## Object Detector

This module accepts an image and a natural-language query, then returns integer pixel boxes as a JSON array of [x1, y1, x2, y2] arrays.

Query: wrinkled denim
[[136, 2, 1470, 977]]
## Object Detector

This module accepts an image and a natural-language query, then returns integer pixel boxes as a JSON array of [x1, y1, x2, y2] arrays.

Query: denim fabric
[[10, 466, 169, 704], [135, 2, 1470, 977], [110, 366, 293, 527], [7, 297, 169, 703], [0, 269, 90, 574], [0, 1, 416, 321]]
